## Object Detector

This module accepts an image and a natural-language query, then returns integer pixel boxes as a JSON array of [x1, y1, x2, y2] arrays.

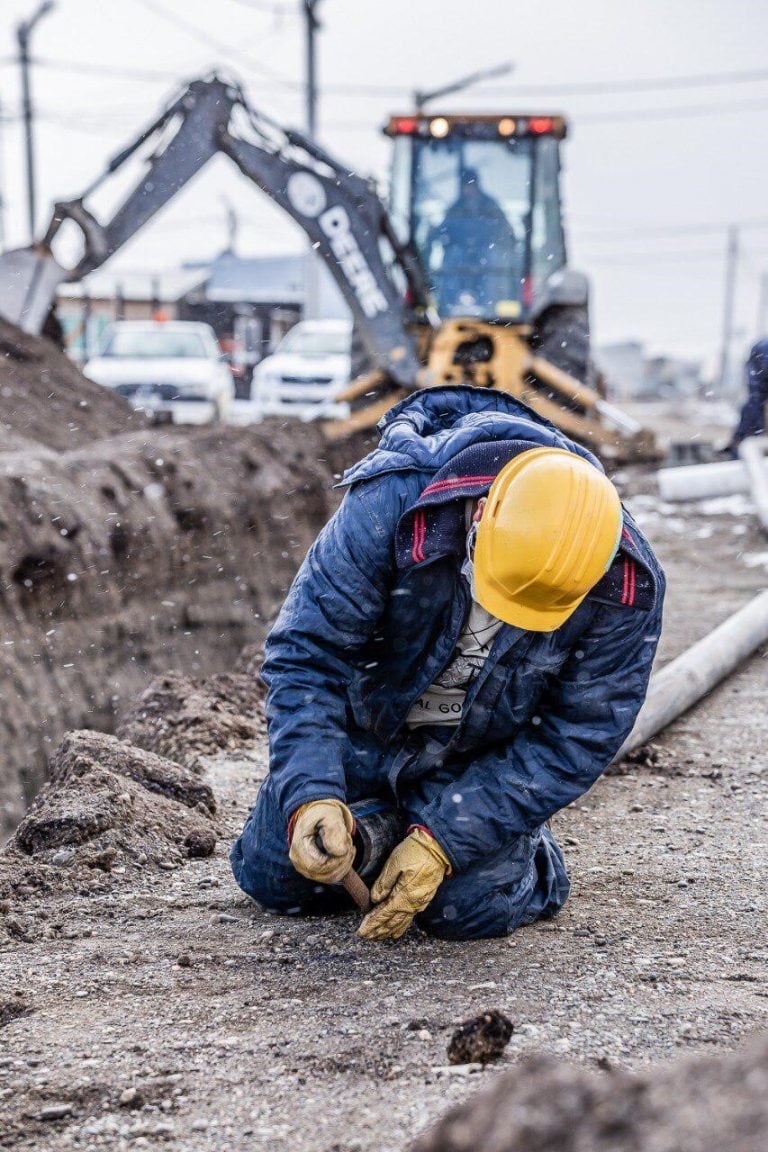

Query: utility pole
[[302, 0, 322, 319], [303, 0, 321, 140], [17, 0, 55, 242], [0, 95, 7, 250], [222, 196, 239, 254], [717, 224, 739, 396], [756, 270, 768, 340]]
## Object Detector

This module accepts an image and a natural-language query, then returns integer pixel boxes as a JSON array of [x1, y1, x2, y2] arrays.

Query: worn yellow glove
[[289, 799, 355, 884], [358, 828, 450, 941]]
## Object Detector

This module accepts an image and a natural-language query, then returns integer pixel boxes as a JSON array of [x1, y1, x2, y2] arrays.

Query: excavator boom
[[0, 75, 425, 388]]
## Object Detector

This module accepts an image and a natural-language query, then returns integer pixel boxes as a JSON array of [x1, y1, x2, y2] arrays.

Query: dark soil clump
[[446, 1010, 514, 1065], [3, 730, 217, 902]]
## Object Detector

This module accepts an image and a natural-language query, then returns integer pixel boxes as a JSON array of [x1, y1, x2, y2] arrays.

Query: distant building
[[596, 341, 645, 402], [644, 355, 702, 398], [597, 340, 703, 400], [57, 268, 205, 362]]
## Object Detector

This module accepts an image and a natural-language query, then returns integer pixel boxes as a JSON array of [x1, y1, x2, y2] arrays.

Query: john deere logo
[[286, 172, 327, 218], [285, 171, 388, 318]]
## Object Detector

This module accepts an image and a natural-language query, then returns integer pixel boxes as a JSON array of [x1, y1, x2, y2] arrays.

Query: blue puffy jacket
[[261, 387, 665, 872]]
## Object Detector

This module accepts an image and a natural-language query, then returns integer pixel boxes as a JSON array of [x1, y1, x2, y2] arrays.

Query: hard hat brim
[[473, 569, 588, 633]]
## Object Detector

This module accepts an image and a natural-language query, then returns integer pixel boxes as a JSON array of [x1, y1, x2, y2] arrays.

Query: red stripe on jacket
[[420, 474, 498, 498], [621, 557, 637, 606], [411, 509, 426, 563]]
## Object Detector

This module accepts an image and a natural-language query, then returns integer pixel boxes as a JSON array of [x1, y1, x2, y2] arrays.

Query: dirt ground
[[1, 402, 767, 1150]]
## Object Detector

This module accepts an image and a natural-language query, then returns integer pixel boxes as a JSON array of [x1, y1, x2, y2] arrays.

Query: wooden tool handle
[[341, 867, 372, 912]]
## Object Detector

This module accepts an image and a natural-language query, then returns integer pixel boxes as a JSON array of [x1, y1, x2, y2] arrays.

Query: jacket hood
[[339, 386, 602, 487]]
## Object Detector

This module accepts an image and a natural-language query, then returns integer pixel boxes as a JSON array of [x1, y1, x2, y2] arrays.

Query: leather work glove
[[358, 828, 451, 941], [289, 799, 355, 884]]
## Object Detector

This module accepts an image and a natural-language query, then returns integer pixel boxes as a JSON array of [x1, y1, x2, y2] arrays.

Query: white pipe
[[739, 436, 768, 532], [614, 589, 768, 761], [657, 458, 752, 502], [595, 398, 642, 436]]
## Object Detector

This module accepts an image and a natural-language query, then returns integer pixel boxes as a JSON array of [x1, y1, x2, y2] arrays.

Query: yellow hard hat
[[474, 447, 623, 632]]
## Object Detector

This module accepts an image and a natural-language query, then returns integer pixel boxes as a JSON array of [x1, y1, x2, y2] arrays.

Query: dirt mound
[[413, 1034, 768, 1152], [0, 320, 144, 451], [0, 319, 369, 840], [0, 415, 342, 840], [117, 670, 266, 772], [1, 730, 217, 929]]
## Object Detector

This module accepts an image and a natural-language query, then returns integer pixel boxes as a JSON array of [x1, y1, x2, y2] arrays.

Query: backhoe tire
[[532, 304, 591, 385]]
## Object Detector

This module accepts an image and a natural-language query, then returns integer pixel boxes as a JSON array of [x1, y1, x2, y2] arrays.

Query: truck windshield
[[102, 329, 209, 358], [406, 136, 533, 320], [279, 328, 350, 356]]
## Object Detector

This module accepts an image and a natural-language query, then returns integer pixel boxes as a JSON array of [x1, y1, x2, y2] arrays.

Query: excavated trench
[[0, 321, 353, 839]]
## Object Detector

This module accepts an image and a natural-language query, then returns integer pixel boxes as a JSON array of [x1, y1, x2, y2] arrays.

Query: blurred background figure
[[726, 339, 768, 455]]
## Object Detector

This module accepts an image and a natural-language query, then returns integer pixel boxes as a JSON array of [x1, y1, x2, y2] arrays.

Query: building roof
[[194, 251, 347, 317], [58, 267, 206, 303], [58, 250, 349, 318]]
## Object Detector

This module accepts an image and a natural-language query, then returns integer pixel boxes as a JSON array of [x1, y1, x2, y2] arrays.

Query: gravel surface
[[1, 455, 767, 1151]]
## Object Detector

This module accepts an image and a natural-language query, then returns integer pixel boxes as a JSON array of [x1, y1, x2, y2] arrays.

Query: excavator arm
[[0, 75, 425, 387]]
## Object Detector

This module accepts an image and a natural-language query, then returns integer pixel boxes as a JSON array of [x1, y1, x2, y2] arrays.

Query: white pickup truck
[[251, 319, 352, 421], [84, 320, 234, 424]]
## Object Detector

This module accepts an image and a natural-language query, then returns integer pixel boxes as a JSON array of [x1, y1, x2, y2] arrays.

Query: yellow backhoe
[[0, 80, 654, 460]]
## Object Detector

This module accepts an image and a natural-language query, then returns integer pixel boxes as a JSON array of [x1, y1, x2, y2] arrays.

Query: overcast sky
[[2, 0, 768, 371]]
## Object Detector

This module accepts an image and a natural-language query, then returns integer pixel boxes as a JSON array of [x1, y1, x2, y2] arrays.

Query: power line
[[573, 218, 768, 240], [575, 96, 768, 124], [22, 56, 297, 101], [34, 56, 182, 82], [14, 56, 768, 112], [129, 0, 299, 90], [313, 64, 768, 99], [224, 0, 296, 12], [472, 65, 768, 98], [288, 88, 768, 131]]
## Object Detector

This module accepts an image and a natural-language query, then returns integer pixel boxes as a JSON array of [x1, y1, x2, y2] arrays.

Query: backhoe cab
[[387, 113, 569, 329], [331, 111, 654, 460]]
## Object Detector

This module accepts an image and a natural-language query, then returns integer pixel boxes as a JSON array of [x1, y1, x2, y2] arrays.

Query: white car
[[252, 319, 352, 421], [84, 321, 235, 424]]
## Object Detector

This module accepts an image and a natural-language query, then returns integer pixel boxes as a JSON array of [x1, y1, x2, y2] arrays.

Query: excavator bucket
[[0, 247, 67, 334]]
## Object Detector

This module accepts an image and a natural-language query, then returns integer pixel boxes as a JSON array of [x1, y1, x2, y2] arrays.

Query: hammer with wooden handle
[[313, 828, 372, 912], [339, 867, 372, 913]]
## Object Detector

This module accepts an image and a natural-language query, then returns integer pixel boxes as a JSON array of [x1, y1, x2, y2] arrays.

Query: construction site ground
[[1, 396, 767, 1151]]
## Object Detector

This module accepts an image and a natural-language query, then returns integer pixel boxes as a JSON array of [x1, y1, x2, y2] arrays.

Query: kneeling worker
[[231, 387, 665, 941]]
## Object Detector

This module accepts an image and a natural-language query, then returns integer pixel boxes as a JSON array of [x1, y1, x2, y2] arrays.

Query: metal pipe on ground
[[657, 438, 768, 503], [657, 458, 752, 502], [614, 589, 768, 761], [739, 436, 768, 532]]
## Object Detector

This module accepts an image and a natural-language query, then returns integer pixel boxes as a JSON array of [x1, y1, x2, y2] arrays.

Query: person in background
[[726, 339, 768, 455], [428, 168, 522, 317]]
